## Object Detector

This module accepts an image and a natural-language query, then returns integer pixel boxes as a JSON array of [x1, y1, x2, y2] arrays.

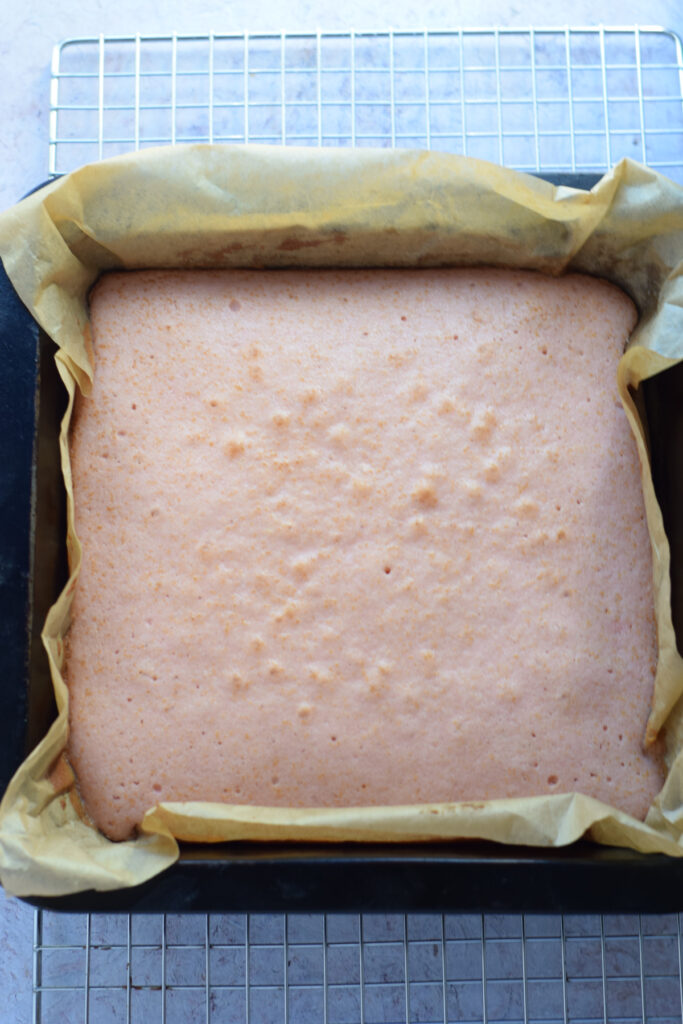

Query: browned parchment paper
[[1, 145, 683, 897]]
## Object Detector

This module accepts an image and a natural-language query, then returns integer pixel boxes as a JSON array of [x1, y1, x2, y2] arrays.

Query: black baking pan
[[3, 171, 683, 913]]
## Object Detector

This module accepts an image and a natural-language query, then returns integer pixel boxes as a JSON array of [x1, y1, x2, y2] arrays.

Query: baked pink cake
[[66, 268, 662, 840]]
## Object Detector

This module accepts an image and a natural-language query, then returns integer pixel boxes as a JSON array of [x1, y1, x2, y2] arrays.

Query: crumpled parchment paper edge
[[1, 145, 683, 897]]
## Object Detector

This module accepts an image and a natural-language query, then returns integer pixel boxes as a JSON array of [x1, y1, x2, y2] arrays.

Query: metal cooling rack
[[35, 25, 683, 1024], [33, 910, 683, 1023], [49, 27, 683, 181]]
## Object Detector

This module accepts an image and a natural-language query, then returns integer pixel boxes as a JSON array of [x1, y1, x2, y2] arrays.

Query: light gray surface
[[3, 1, 683, 1021]]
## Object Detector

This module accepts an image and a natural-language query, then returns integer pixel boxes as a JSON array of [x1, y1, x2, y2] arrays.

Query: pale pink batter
[[67, 268, 662, 840]]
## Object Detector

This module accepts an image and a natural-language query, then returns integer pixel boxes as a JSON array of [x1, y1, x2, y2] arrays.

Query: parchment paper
[[1, 145, 683, 898]]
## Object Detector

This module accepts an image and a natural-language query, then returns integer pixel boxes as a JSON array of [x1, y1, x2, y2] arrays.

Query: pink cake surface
[[66, 267, 662, 841]]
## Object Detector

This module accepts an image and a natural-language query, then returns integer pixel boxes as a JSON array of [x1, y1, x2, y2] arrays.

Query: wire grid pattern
[[32, 911, 683, 1024], [49, 27, 683, 182]]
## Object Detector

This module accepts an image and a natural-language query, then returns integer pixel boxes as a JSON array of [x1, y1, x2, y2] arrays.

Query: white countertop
[[3, 0, 683, 1020]]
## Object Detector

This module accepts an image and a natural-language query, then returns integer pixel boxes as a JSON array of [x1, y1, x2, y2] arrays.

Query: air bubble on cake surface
[[387, 347, 415, 370], [327, 422, 350, 445], [513, 496, 539, 517], [469, 404, 497, 441], [523, 529, 552, 550], [319, 461, 350, 489], [231, 671, 249, 696], [308, 664, 333, 686], [223, 430, 247, 457], [205, 393, 227, 410], [292, 553, 316, 579], [409, 514, 429, 536], [482, 458, 502, 482], [184, 427, 208, 445], [351, 474, 373, 498], [301, 385, 322, 405], [247, 361, 263, 383], [272, 600, 302, 623], [411, 380, 429, 403], [412, 479, 438, 507], [137, 665, 158, 682], [271, 409, 291, 428], [462, 478, 482, 500], [366, 667, 389, 696], [242, 341, 261, 362], [196, 537, 222, 564], [333, 373, 355, 397]]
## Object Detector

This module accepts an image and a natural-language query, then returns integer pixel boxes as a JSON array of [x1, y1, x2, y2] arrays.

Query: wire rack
[[49, 27, 683, 181], [35, 26, 683, 1024], [33, 910, 683, 1024]]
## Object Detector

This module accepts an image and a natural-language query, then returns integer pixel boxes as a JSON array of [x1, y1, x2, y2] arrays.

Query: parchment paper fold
[[1, 145, 683, 897]]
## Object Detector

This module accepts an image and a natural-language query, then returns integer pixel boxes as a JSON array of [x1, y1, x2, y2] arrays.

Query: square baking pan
[[2, 170, 683, 913]]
